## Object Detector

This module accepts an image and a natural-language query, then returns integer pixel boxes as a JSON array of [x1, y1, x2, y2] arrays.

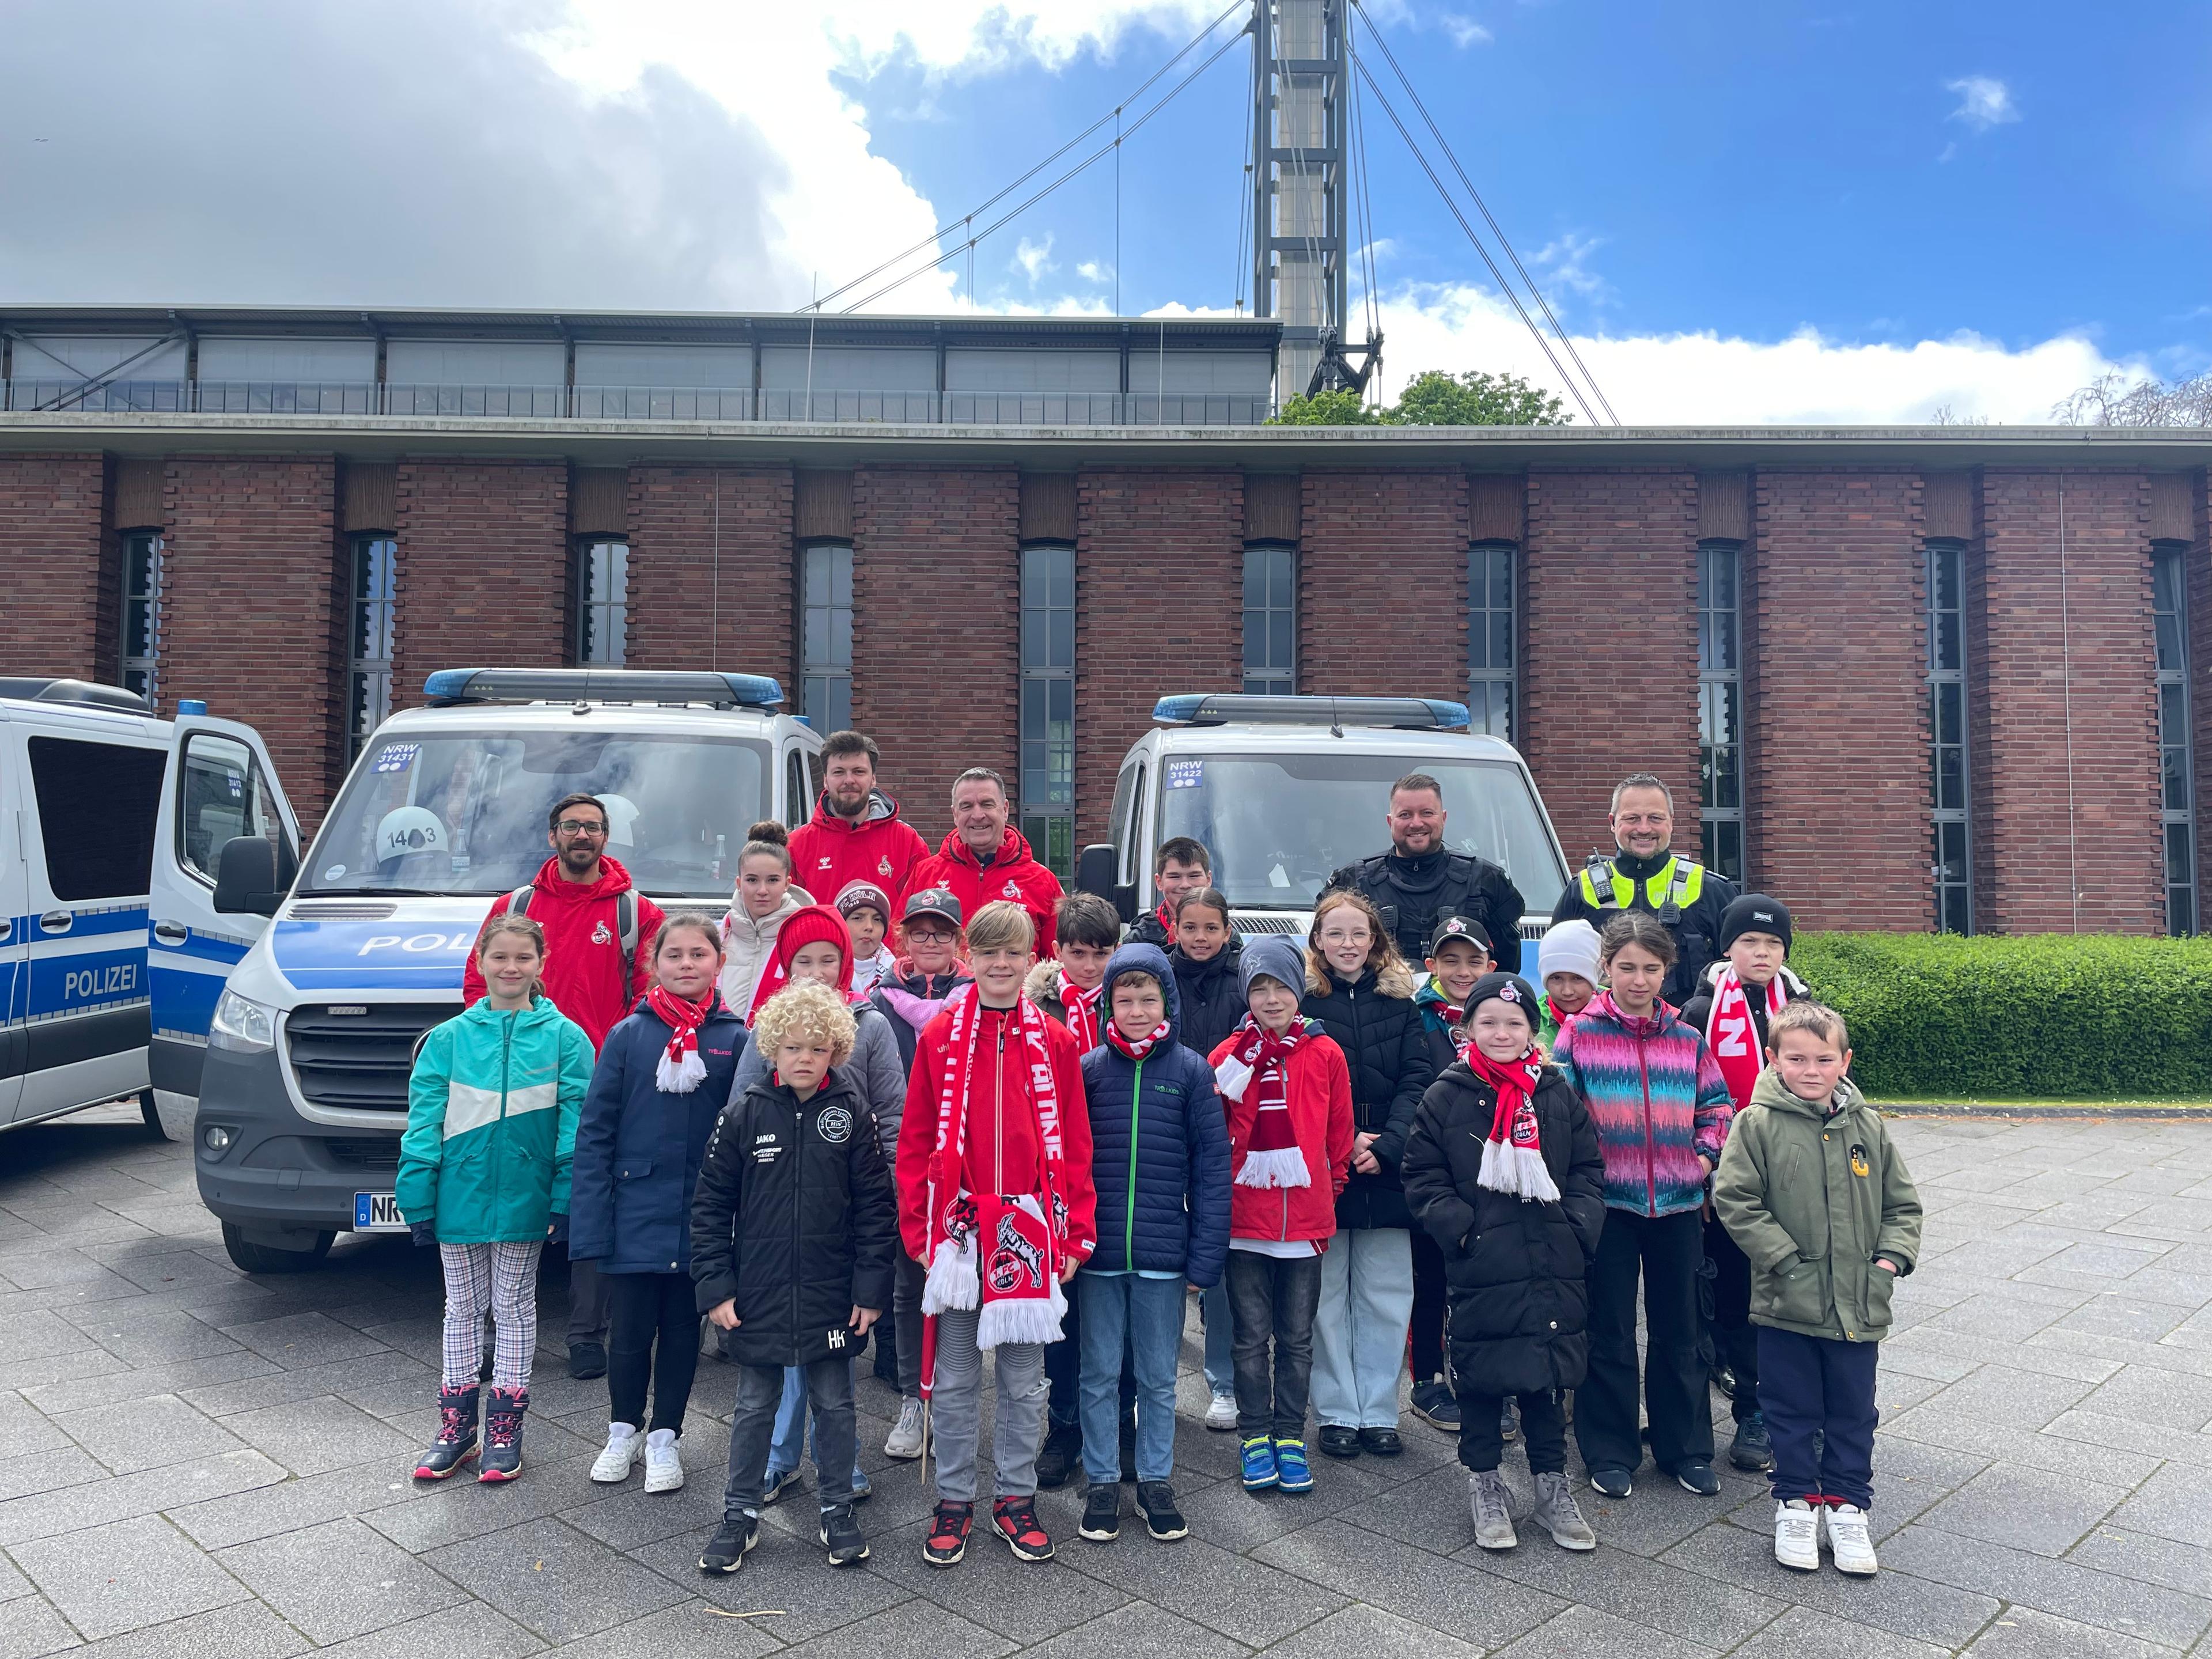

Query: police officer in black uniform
[[1548, 772, 1737, 1008], [1325, 771, 1525, 974]]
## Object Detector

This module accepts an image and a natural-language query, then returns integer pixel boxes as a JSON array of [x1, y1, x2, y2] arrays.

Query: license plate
[[354, 1192, 407, 1232]]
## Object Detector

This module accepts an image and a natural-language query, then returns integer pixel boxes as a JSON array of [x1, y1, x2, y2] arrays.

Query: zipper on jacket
[[1125, 1057, 1143, 1272], [790, 1091, 804, 1344], [497, 1010, 515, 1220], [994, 1020, 1006, 1194], [1637, 1027, 1657, 1215]]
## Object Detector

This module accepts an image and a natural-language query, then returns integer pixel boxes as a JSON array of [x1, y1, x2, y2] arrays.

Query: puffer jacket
[[1300, 959, 1436, 1230], [716, 885, 816, 1014], [1078, 945, 1232, 1286], [568, 998, 748, 1274], [1209, 1023, 1355, 1245], [1714, 1070, 1922, 1343], [730, 1001, 907, 1165], [1170, 938, 1245, 1063], [1552, 991, 1734, 1218], [870, 961, 975, 1075], [688, 1068, 897, 1368], [399, 995, 593, 1243], [1401, 1059, 1606, 1397]]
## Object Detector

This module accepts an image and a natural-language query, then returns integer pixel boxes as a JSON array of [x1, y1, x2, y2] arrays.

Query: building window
[[800, 543, 853, 734], [1469, 541, 1516, 742], [119, 529, 162, 703], [1241, 543, 1296, 694], [575, 539, 628, 666], [347, 535, 396, 760], [2154, 541, 2196, 936], [1697, 539, 1744, 881], [1020, 542, 1076, 880], [1927, 539, 1972, 934]]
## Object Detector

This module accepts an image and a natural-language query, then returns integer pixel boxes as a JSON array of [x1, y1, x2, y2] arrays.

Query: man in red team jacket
[[910, 767, 1066, 961], [787, 729, 930, 911]]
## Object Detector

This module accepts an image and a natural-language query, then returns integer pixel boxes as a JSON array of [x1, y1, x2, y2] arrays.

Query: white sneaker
[[884, 1396, 925, 1461], [1825, 1503, 1878, 1575], [1205, 1391, 1238, 1432], [590, 1423, 642, 1484], [644, 1427, 684, 1493], [1774, 1499, 1820, 1571]]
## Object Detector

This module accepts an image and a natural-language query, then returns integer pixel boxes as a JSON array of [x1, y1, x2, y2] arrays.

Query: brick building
[[3, 305, 2208, 936]]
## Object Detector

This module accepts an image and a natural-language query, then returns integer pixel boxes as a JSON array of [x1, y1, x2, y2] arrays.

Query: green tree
[[1268, 388, 1388, 425], [1391, 369, 1571, 426]]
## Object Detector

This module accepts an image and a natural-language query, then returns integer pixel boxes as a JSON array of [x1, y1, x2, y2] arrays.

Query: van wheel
[[221, 1222, 334, 1274]]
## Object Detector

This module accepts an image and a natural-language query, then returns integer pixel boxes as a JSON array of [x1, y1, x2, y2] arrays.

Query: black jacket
[[1327, 850, 1525, 975], [688, 1069, 897, 1368], [1169, 938, 1245, 1063], [1400, 1060, 1606, 1397], [1679, 963, 1813, 1066], [1549, 850, 1738, 1010], [1300, 964, 1435, 1231], [1126, 901, 1177, 950]]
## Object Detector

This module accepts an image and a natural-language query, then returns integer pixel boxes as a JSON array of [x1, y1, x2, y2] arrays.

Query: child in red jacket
[[1208, 937, 1353, 1499], [896, 901, 1094, 1570]]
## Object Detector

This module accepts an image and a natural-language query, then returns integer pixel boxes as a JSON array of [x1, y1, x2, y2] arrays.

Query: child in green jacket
[[402, 912, 594, 1483]]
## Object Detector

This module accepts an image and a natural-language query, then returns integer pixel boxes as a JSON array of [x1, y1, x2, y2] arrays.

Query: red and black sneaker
[[923, 1499, 974, 1568], [991, 1494, 1054, 1562]]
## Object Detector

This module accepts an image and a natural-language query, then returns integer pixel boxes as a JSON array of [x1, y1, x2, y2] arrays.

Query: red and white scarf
[[1460, 1042, 1557, 1201], [1215, 1014, 1311, 1190], [645, 985, 718, 1093], [1105, 1018, 1169, 1061], [1058, 974, 1105, 1051], [919, 986, 1070, 1352], [1703, 967, 1789, 1108]]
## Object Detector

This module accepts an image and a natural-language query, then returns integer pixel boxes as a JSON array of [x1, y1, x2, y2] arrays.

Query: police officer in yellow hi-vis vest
[[1548, 773, 1739, 1009]]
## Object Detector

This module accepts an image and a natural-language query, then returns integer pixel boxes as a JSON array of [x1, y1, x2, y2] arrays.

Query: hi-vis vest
[[1578, 855, 1706, 926]]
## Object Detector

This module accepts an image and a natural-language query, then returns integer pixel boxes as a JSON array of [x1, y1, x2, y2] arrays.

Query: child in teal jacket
[[402, 914, 593, 1484]]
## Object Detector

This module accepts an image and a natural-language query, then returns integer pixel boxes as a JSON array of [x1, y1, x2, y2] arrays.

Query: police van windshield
[[1154, 753, 1566, 914], [301, 730, 771, 898]]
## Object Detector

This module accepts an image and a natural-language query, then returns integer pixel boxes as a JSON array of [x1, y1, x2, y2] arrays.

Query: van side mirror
[[1077, 843, 1138, 925], [213, 836, 286, 916]]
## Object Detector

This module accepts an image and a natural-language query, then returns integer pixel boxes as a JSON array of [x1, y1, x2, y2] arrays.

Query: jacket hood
[[935, 823, 1036, 872], [1102, 942, 1180, 1044], [809, 789, 904, 833], [1172, 936, 1241, 980], [1748, 1065, 1864, 1121], [527, 853, 636, 903], [749, 902, 862, 1021], [458, 990, 570, 1032], [722, 884, 814, 944], [1022, 957, 1065, 1005]]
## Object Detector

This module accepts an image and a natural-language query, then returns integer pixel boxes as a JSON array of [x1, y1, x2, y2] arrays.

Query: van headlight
[[210, 989, 276, 1054]]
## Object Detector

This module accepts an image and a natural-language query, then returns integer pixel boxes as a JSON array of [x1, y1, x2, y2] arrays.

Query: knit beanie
[[1463, 972, 1541, 1033], [833, 878, 892, 923], [1719, 893, 1794, 955], [1536, 918, 1601, 990], [748, 903, 854, 1021], [1239, 936, 1308, 1003]]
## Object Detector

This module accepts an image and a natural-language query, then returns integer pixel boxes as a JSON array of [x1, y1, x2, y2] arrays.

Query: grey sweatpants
[[930, 1305, 1047, 1503]]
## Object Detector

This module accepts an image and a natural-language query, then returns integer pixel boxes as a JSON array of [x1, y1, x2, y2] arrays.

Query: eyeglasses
[[904, 926, 955, 943], [555, 820, 608, 836]]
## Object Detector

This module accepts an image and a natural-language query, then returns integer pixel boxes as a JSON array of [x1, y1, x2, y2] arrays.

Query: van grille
[[285, 1003, 448, 1113], [1230, 914, 1306, 935], [326, 1137, 403, 1169]]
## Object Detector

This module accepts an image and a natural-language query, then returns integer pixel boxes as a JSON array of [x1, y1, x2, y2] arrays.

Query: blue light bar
[[1150, 694, 1472, 731], [423, 668, 786, 709]]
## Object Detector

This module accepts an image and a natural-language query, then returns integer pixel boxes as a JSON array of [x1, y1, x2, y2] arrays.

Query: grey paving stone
[[771, 1595, 1015, 1659], [0, 1354, 126, 1396], [219, 1516, 468, 1643], [364, 1453, 594, 1553], [856, 1512, 1130, 1643], [1960, 1605, 2175, 1658], [1466, 1537, 1786, 1648], [219, 1395, 416, 1478], [2053, 1296, 2201, 1345], [0, 1248, 145, 1294], [1018, 1600, 1251, 1659], [1914, 1362, 2103, 1429], [0, 1449, 288, 1547], [1487, 1603, 1719, 1659], [278, 1600, 541, 1659], [10, 1513, 249, 1639], [1719, 1605, 1949, 1659], [1879, 1522, 2212, 1650], [2065, 1526, 2212, 1599], [2105, 1463, 2212, 1550], [20, 1354, 277, 1416], [543, 1600, 779, 1659], [0, 1404, 66, 1469], [217, 1312, 393, 1370], [50, 1393, 246, 1476], [1066, 1531, 1344, 1646], [1918, 1461, 2132, 1558], [428, 1519, 686, 1643], [1253, 1517, 1565, 1648], [554, 1478, 725, 1555], [1881, 1403, 2165, 1486], [2080, 1360, 2212, 1430], [67, 1600, 307, 1659], [62, 1311, 238, 1369], [0, 1593, 79, 1659], [0, 1313, 101, 1364], [628, 1519, 908, 1639], [100, 1249, 251, 1299], [1250, 1602, 1486, 1659], [0, 1555, 25, 1605], [181, 1350, 429, 1419], [0, 1450, 105, 1512], [1921, 1294, 2074, 1343], [167, 1461, 426, 1550], [2041, 1410, 2212, 1470], [1657, 1516, 2000, 1646]]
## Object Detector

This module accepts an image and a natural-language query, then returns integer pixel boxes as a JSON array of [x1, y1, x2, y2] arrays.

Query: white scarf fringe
[[1476, 1137, 1561, 1203], [655, 1047, 707, 1094], [921, 1234, 978, 1315], [1234, 1145, 1312, 1190]]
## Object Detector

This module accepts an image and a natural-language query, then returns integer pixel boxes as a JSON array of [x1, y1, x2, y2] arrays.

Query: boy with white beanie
[[1535, 919, 1603, 1053]]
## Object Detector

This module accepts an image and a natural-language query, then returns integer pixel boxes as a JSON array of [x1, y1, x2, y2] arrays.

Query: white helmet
[[374, 805, 446, 862]]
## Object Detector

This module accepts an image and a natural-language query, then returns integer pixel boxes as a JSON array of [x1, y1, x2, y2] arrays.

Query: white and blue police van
[[190, 668, 822, 1272], [1077, 694, 1570, 946], [0, 676, 298, 1141]]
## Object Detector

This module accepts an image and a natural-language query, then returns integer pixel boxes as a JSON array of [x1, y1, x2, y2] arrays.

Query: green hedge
[[1788, 933, 2212, 1100]]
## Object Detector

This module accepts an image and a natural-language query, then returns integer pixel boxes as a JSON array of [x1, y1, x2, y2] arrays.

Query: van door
[[15, 718, 169, 1122], [147, 717, 300, 1126], [0, 724, 28, 1122]]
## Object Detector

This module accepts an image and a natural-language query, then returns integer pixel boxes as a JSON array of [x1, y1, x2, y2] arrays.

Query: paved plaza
[[0, 1106, 2207, 1657]]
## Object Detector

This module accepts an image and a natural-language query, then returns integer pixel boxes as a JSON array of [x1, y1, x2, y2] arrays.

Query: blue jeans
[[1202, 1279, 1234, 1396], [1079, 1273, 1184, 1485], [766, 1361, 866, 1490]]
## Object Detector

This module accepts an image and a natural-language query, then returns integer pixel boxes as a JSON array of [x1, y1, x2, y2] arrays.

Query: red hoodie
[[461, 855, 665, 1053], [787, 790, 930, 912], [896, 998, 1095, 1267], [1208, 1024, 1355, 1246], [909, 826, 1066, 959]]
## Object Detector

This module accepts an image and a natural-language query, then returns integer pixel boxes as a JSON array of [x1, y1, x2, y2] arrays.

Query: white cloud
[[1012, 234, 1058, 284], [1077, 259, 1115, 283], [1531, 232, 1609, 304], [1945, 75, 2021, 132], [1438, 13, 1493, 47]]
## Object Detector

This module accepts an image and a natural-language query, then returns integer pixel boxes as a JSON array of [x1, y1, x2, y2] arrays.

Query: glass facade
[[119, 529, 162, 703], [2154, 543, 2196, 936], [1927, 540, 1972, 934], [1468, 541, 1516, 742], [1697, 540, 1744, 881], [801, 544, 853, 737], [347, 535, 396, 759], [575, 540, 629, 666], [1020, 543, 1077, 880], [1242, 544, 1296, 695]]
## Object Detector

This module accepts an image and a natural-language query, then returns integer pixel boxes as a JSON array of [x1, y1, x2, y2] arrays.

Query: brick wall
[[161, 457, 343, 824], [1747, 471, 1930, 930], [624, 465, 793, 692], [1975, 469, 2162, 933], [1300, 469, 1468, 700], [389, 463, 570, 711], [2187, 471, 2212, 916], [851, 465, 1019, 828], [1523, 469, 1700, 867], [1075, 469, 1243, 849], [0, 454, 107, 681]]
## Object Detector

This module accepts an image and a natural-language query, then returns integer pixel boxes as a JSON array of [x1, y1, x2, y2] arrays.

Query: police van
[[188, 668, 821, 1272], [0, 676, 298, 1140], [1077, 694, 1569, 945]]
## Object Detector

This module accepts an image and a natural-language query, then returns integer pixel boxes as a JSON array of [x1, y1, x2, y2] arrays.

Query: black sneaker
[[923, 1500, 974, 1568], [1408, 1377, 1460, 1430], [1317, 1425, 1362, 1459], [1080, 1484, 1122, 1542], [1035, 1425, 1080, 1490], [1709, 1361, 1737, 1399], [1588, 1465, 1634, 1499], [569, 1341, 608, 1381], [1500, 1397, 1520, 1443], [1672, 1458, 1721, 1497], [820, 1503, 869, 1566], [699, 1514, 759, 1574], [1729, 1412, 1774, 1472], [1358, 1427, 1403, 1456], [1135, 1480, 1187, 1541]]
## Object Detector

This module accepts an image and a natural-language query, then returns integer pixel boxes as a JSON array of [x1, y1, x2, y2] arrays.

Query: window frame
[[1019, 540, 1077, 881], [2153, 540, 2196, 936], [26, 734, 167, 902], [346, 533, 396, 762], [119, 528, 163, 704], [1468, 539, 1517, 744], [1926, 537, 1973, 934], [1696, 538, 1745, 882], [173, 730, 293, 891], [798, 541, 854, 737], [573, 537, 630, 667], [1240, 541, 1297, 695]]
